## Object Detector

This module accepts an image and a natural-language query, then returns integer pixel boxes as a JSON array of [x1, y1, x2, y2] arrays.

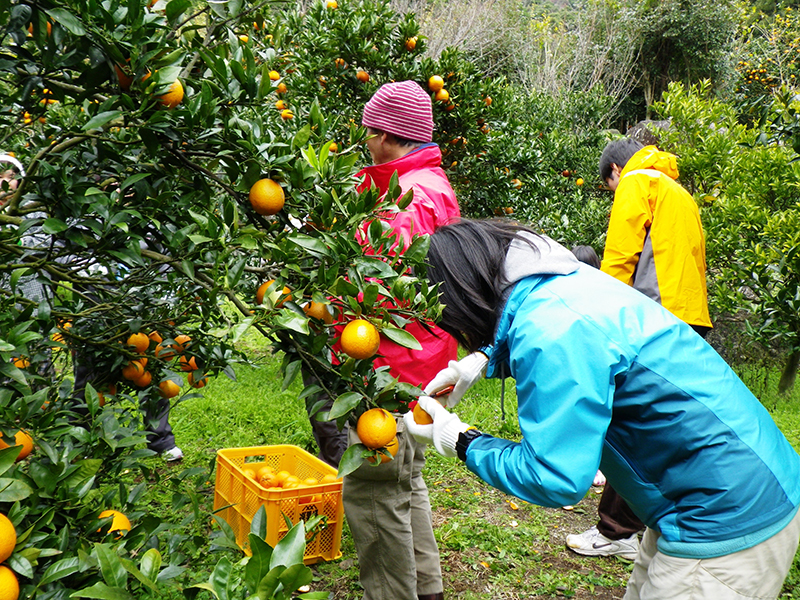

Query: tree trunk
[[778, 349, 800, 394]]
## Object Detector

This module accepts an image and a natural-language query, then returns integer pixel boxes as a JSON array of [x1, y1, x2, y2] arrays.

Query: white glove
[[404, 396, 471, 458], [424, 352, 488, 408]]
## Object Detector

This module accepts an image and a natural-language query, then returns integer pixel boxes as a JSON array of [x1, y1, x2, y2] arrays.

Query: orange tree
[[0, 0, 500, 595]]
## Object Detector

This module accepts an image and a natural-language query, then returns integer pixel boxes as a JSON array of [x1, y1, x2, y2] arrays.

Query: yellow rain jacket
[[600, 146, 712, 328]]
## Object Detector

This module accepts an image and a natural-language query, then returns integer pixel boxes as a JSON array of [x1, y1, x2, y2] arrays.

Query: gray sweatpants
[[343, 416, 443, 599]]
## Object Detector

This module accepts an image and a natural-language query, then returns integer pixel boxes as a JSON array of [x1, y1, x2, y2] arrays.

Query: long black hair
[[427, 219, 540, 353]]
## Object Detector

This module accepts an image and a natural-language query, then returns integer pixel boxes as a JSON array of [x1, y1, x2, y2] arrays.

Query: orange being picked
[[249, 178, 285, 216], [98, 509, 131, 537], [356, 408, 397, 449], [127, 332, 149, 354], [0, 513, 17, 563], [0, 565, 19, 600], [412, 402, 434, 425], [368, 435, 399, 464], [340, 319, 380, 360], [428, 75, 444, 92]]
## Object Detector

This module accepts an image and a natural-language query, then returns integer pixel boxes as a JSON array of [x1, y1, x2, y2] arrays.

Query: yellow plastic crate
[[213, 445, 343, 564]]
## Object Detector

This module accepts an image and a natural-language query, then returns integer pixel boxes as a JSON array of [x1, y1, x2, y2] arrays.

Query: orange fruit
[[238, 34, 249, 43], [115, 63, 133, 91], [274, 470, 291, 486], [280, 108, 294, 120], [127, 332, 149, 353], [405, 37, 417, 51], [154, 343, 175, 360], [276, 82, 287, 94], [303, 477, 318, 486], [158, 379, 181, 398], [133, 370, 152, 387], [356, 408, 397, 449], [98, 510, 131, 537], [445, 103, 455, 111], [428, 75, 444, 92], [435, 88, 449, 102], [0, 565, 19, 600], [257, 465, 275, 482], [121, 360, 145, 381], [157, 80, 183, 109], [576, 178, 584, 186], [368, 435, 399, 464], [504, 207, 514, 215], [0, 430, 34, 462], [275, 99, 286, 110], [304, 301, 333, 323], [356, 70, 369, 83], [256, 279, 292, 307], [511, 178, 522, 189], [320, 473, 339, 484], [329, 142, 338, 152], [12, 357, 29, 369], [340, 319, 380, 360], [0, 513, 17, 563], [243, 466, 258, 480], [412, 402, 433, 425], [284, 475, 300, 488], [484, 96, 493, 106], [249, 178, 285, 216], [179, 355, 198, 372], [326, 0, 338, 7], [148, 331, 163, 344], [173, 334, 191, 353], [334, 57, 346, 68], [187, 372, 208, 388], [268, 70, 280, 81]]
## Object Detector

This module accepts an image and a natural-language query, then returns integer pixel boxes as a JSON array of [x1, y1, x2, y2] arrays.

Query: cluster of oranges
[[119, 331, 207, 400], [427, 75, 453, 109], [242, 465, 339, 503], [0, 513, 18, 600]]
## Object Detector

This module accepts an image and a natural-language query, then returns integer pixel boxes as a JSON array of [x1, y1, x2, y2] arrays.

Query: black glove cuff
[[456, 428, 483, 461]]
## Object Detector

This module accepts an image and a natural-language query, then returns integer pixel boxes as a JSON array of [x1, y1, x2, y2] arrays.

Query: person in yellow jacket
[[566, 137, 713, 560], [599, 138, 712, 332]]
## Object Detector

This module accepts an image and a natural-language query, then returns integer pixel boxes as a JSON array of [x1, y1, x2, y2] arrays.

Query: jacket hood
[[357, 143, 442, 194], [503, 232, 580, 289], [621, 145, 679, 180]]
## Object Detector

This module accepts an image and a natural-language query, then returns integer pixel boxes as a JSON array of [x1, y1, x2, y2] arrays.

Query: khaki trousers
[[343, 416, 443, 599], [624, 508, 800, 600]]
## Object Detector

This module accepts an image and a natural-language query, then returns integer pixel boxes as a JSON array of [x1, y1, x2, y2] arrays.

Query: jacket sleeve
[[464, 293, 626, 507], [600, 173, 654, 285]]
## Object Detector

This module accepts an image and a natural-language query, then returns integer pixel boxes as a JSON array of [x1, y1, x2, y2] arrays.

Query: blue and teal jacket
[[465, 234, 800, 559]]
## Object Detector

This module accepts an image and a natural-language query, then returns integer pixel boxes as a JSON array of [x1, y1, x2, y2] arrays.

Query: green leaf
[[277, 563, 314, 597], [256, 566, 284, 599], [270, 521, 306, 569], [82, 111, 123, 131], [0, 478, 33, 502], [42, 218, 69, 234], [45, 8, 86, 35], [250, 505, 267, 541], [39, 557, 80, 586], [354, 257, 396, 279], [403, 234, 430, 263], [288, 234, 331, 257], [397, 188, 414, 209], [282, 360, 301, 391], [69, 583, 134, 599], [337, 444, 366, 478], [139, 548, 162, 584], [166, 0, 191, 22], [244, 531, 273, 594], [0, 447, 20, 476], [328, 392, 362, 420], [293, 125, 312, 151], [96, 543, 127, 588], [273, 310, 310, 335], [380, 326, 421, 351]]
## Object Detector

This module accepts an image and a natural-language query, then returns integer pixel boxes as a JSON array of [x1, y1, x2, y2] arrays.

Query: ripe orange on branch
[[98, 510, 131, 537], [356, 70, 369, 83], [0, 513, 16, 563], [367, 436, 399, 463], [187, 372, 208, 388], [249, 178, 285, 215], [256, 279, 292, 307], [340, 319, 380, 359], [268, 70, 280, 81], [304, 301, 333, 323], [121, 360, 145, 380], [0, 565, 19, 600], [428, 75, 444, 92], [127, 332, 149, 353], [0, 431, 34, 462], [159, 379, 181, 398], [434, 88, 449, 102], [356, 408, 397, 449]]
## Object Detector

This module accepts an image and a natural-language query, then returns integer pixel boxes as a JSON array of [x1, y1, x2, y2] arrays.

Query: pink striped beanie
[[362, 81, 434, 142]]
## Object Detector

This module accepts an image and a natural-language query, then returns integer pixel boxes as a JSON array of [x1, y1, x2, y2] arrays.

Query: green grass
[[153, 335, 800, 599]]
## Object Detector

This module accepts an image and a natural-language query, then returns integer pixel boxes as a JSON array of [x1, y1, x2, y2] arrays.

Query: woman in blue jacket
[[405, 219, 800, 600]]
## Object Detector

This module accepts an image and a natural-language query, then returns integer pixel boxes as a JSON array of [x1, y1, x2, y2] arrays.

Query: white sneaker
[[593, 470, 607, 486], [163, 446, 184, 462], [565, 526, 639, 560]]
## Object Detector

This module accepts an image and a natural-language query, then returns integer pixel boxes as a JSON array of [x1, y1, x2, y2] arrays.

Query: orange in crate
[[213, 445, 343, 564]]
